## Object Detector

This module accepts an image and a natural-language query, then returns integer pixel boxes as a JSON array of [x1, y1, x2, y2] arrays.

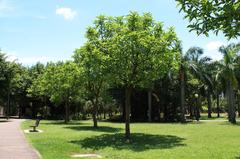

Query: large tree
[[101, 12, 181, 139], [176, 0, 240, 39]]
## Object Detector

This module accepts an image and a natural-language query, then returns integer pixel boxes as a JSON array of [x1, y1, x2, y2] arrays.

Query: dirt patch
[[71, 154, 102, 158], [24, 129, 43, 133]]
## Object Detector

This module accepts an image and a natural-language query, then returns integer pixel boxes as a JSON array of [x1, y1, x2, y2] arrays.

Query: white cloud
[[5, 52, 64, 66], [19, 56, 68, 66], [6, 54, 18, 62], [17, 56, 53, 65], [205, 41, 224, 60], [206, 41, 224, 51], [56, 7, 77, 20]]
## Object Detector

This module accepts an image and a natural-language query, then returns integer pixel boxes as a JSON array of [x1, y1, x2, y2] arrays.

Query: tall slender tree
[[182, 47, 214, 119], [73, 16, 112, 127], [218, 43, 240, 123]]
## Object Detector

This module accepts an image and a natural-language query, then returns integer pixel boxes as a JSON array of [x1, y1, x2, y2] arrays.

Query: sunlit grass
[[199, 113, 228, 120], [22, 119, 240, 159]]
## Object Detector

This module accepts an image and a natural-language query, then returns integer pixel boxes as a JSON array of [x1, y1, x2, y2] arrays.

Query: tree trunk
[[148, 90, 152, 122], [18, 102, 23, 119], [196, 96, 201, 121], [180, 68, 186, 123], [65, 100, 70, 123], [194, 97, 200, 121], [125, 86, 132, 140], [227, 80, 236, 124], [7, 86, 10, 119], [216, 94, 220, 118], [92, 100, 98, 128], [237, 93, 240, 118], [92, 110, 98, 128], [199, 96, 202, 117], [238, 97, 240, 118], [103, 112, 106, 119], [207, 91, 212, 118]]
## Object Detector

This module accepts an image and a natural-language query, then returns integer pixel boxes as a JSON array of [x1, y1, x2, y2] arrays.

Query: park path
[[0, 119, 40, 159]]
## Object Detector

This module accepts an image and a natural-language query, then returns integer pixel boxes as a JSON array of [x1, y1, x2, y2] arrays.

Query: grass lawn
[[199, 113, 228, 120], [22, 119, 240, 159]]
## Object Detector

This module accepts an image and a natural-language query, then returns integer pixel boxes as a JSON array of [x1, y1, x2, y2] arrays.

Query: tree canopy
[[176, 0, 240, 39]]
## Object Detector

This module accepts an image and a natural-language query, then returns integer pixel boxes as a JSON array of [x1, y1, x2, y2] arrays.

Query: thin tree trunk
[[7, 86, 10, 119], [217, 94, 220, 118], [227, 81, 230, 122], [194, 97, 200, 121], [148, 90, 152, 122], [92, 100, 98, 128], [125, 86, 132, 140], [103, 112, 106, 119], [195, 96, 201, 121], [190, 102, 194, 119], [18, 104, 22, 119], [92, 110, 98, 128], [238, 96, 240, 118], [92, 98, 98, 128], [237, 93, 240, 118], [180, 68, 186, 123], [65, 100, 70, 123], [207, 91, 212, 118], [227, 80, 236, 124]]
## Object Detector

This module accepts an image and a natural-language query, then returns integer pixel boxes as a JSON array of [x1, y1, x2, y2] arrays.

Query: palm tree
[[211, 61, 225, 118], [196, 56, 213, 118], [218, 43, 240, 124], [235, 52, 240, 117], [180, 47, 212, 121], [180, 62, 186, 123]]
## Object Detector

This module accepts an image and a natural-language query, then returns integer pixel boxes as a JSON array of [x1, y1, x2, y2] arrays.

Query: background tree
[[29, 61, 81, 123], [211, 61, 224, 118], [182, 47, 212, 119], [236, 54, 240, 116], [7, 64, 30, 118], [24, 63, 45, 118], [73, 17, 111, 127], [218, 43, 240, 123], [4, 62, 23, 118], [0, 51, 8, 109], [176, 0, 240, 39], [197, 56, 213, 118]]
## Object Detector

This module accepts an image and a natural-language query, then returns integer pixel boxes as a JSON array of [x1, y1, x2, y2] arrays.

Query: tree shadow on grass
[[42, 121, 88, 126], [65, 125, 122, 133], [182, 121, 204, 124], [219, 121, 240, 126], [235, 155, 240, 159], [70, 133, 185, 151]]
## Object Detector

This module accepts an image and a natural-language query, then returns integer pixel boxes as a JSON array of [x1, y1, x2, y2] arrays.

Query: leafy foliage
[[176, 0, 240, 39]]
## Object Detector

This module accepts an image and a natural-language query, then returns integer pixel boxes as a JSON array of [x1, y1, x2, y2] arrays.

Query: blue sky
[[0, 0, 239, 65]]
